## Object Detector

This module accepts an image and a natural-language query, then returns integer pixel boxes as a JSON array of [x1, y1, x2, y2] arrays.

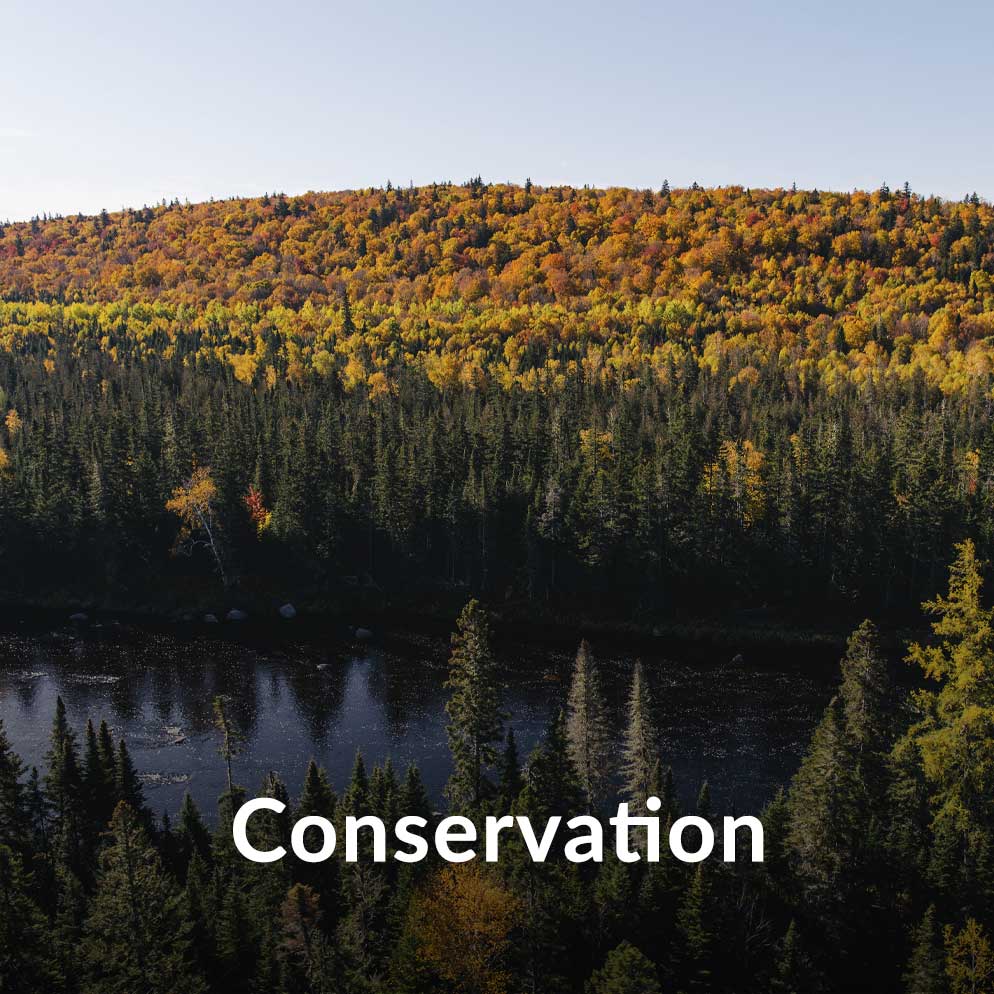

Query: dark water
[[0, 622, 838, 821]]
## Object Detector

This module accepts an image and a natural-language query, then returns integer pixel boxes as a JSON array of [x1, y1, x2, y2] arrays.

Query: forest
[[2, 181, 994, 623], [3, 544, 994, 993]]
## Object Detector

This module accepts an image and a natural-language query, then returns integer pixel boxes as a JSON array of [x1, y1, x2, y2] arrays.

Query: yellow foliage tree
[[408, 863, 520, 994], [165, 466, 228, 586]]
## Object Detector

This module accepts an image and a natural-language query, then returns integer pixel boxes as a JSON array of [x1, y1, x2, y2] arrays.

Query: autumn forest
[[1, 180, 993, 621], [4, 179, 994, 994]]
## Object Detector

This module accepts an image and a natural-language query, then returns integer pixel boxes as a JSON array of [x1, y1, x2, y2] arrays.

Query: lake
[[0, 619, 839, 821]]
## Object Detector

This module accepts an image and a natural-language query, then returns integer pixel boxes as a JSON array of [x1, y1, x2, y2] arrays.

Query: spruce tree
[[0, 845, 61, 993], [903, 905, 948, 994], [80, 803, 206, 994], [566, 640, 612, 812], [620, 661, 660, 807], [444, 599, 505, 811]]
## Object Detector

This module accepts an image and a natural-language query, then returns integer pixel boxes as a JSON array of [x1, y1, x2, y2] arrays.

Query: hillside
[[2, 182, 994, 623], [2, 181, 993, 397]]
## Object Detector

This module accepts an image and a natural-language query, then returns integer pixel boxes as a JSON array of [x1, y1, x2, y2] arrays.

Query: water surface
[[0, 622, 837, 820]]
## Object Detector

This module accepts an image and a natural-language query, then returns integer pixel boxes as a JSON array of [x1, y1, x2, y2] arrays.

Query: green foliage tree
[[80, 803, 206, 994], [444, 600, 505, 811]]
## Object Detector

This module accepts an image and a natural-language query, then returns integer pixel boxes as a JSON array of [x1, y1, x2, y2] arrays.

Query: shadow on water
[[0, 619, 843, 822]]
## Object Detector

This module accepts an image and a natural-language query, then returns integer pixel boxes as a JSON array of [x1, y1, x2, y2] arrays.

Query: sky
[[2, 0, 993, 221]]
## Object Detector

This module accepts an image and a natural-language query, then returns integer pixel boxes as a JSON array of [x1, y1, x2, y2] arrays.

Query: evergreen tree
[[113, 738, 145, 815], [585, 941, 661, 994], [675, 863, 715, 990], [566, 640, 612, 812], [0, 845, 61, 993], [904, 905, 948, 994], [497, 728, 524, 809], [620, 661, 659, 807], [444, 600, 505, 811], [0, 718, 26, 849], [771, 920, 822, 994], [80, 803, 206, 994]]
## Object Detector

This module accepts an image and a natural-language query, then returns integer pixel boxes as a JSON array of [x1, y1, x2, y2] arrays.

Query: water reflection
[[0, 625, 836, 822]]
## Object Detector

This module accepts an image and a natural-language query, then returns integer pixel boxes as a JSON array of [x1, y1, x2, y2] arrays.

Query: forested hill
[[2, 181, 994, 622], [2, 182, 994, 397]]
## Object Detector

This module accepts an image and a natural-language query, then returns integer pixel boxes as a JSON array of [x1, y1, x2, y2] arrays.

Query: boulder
[[731, 653, 745, 665], [354, 626, 373, 641], [69, 612, 89, 623], [279, 603, 297, 620], [203, 613, 219, 624], [226, 609, 249, 622]]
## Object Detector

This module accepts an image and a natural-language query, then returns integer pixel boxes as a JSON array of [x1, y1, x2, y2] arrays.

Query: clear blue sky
[[3, 0, 992, 221]]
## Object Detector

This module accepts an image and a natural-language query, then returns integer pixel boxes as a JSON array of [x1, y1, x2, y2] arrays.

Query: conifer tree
[[444, 600, 505, 811], [620, 661, 660, 807], [80, 803, 206, 994], [0, 717, 26, 849], [771, 920, 822, 994], [400, 763, 433, 825], [566, 640, 612, 812], [904, 905, 948, 994], [786, 695, 862, 908], [113, 738, 145, 816], [498, 728, 524, 809], [905, 540, 994, 836], [585, 940, 662, 994], [82, 717, 113, 830], [675, 863, 715, 990], [0, 845, 61, 993]]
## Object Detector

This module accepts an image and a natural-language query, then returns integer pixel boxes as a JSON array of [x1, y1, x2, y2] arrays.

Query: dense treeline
[[1, 323, 993, 617], [5, 546, 994, 993], [2, 181, 994, 617]]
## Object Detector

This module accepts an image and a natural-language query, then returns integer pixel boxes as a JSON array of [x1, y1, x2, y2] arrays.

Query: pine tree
[[444, 600, 505, 811], [80, 803, 206, 994], [566, 640, 612, 812], [620, 661, 659, 807]]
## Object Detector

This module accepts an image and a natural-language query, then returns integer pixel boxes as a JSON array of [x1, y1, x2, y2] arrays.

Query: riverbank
[[0, 582, 925, 664]]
